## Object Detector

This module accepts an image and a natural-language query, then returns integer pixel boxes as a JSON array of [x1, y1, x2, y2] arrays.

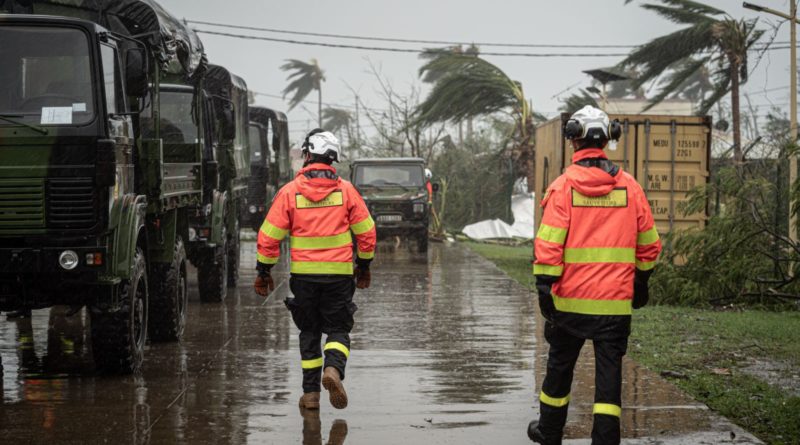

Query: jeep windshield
[[354, 164, 424, 189], [0, 26, 95, 126]]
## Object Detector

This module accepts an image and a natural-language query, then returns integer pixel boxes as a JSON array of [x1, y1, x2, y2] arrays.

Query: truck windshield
[[0, 26, 95, 125], [355, 165, 424, 188], [249, 124, 270, 163], [160, 91, 198, 143]]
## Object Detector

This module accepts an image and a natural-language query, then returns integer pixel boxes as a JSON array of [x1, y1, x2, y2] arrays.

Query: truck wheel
[[91, 247, 148, 374], [198, 227, 228, 303], [417, 230, 429, 254], [227, 220, 241, 288], [148, 237, 188, 342]]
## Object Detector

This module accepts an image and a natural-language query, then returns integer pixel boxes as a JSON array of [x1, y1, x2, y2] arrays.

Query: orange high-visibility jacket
[[534, 149, 662, 316], [257, 163, 376, 275]]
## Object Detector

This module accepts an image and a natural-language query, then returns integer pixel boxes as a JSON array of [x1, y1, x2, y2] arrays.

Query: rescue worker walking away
[[253, 129, 376, 410], [528, 106, 662, 445]]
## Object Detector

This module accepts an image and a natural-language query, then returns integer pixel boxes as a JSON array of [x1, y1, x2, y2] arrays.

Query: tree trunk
[[317, 86, 322, 128], [730, 59, 742, 165]]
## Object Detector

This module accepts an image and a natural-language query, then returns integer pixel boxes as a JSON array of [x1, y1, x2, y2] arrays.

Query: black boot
[[527, 420, 561, 445]]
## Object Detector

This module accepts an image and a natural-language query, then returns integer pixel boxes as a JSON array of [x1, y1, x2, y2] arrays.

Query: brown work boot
[[298, 391, 321, 410], [322, 367, 348, 409]]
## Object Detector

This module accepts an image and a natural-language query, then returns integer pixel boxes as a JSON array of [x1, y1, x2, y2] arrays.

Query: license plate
[[377, 214, 402, 222]]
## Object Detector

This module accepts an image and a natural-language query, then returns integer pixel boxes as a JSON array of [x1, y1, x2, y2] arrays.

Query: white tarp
[[462, 192, 535, 240]]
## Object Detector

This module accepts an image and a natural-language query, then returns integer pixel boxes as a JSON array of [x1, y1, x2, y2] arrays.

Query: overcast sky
[[160, 0, 795, 142]]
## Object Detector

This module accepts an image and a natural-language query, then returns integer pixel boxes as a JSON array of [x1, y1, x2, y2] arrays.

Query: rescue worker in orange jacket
[[254, 129, 376, 411], [528, 106, 662, 445]]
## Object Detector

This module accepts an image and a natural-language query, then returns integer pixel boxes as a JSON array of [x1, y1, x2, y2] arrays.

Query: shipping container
[[534, 113, 711, 237]]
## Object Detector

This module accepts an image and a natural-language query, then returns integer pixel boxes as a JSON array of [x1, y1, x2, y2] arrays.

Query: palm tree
[[281, 58, 325, 127], [414, 51, 537, 191], [322, 107, 354, 155], [621, 0, 764, 163]]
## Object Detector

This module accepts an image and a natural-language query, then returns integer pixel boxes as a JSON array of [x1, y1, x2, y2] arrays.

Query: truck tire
[[198, 226, 228, 303], [148, 237, 187, 342], [91, 247, 148, 374], [417, 230, 429, 254], [227, 220, 240, 288]]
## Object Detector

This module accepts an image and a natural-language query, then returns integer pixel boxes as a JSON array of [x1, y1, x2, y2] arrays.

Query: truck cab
[[350, 157, 430, 253], [245, 106, 291, 231], [0, 0, 207, 374]]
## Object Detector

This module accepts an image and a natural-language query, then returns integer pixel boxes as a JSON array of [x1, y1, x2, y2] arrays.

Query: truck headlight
[[188, 228, 197, 241], [413, 203, 425, 214], [59, 250, 79, 270], [248, 205, 258, 214], [204, 204, 213, 216]]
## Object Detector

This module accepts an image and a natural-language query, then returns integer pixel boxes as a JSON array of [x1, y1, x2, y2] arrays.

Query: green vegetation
[[465, 241, 800, 445]]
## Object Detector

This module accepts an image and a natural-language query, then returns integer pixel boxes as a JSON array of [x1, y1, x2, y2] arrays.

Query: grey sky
[[160, 0, 794, 141]]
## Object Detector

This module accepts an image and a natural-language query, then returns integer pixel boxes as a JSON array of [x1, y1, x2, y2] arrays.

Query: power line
[[188, 19, 640, 49], [192, 29, 630, 58], [188, 19, 790, 51]]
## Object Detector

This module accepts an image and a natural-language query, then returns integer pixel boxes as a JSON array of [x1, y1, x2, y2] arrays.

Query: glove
[[536, 282, 556, 321], [354, 267, 371, 289], [633, 278, 649, 309], [632, 270, 651, 309], [254, 273, 275, 297]]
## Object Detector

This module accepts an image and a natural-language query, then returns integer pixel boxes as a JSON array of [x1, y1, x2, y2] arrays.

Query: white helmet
[[564, 105, 621, 143], [302, 129, 340, 162], [425, 168, 432, 180]]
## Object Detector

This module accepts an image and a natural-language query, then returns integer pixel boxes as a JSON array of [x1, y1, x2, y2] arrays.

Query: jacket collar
[[572, 149, 607, 163]]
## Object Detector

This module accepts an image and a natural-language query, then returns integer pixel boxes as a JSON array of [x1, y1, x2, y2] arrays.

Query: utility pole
[[355, 94, 361, 150], [744, 2, 798, 240]]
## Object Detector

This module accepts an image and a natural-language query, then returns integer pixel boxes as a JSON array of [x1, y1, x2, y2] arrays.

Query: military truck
[[244, 106, 292, 231], [0, 0, 209, 373], [177, 64, 251, 302], [351, 158, 431, 253]]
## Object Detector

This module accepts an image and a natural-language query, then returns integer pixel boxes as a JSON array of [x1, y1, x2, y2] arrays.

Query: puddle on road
[[0, 241, 759, 444]]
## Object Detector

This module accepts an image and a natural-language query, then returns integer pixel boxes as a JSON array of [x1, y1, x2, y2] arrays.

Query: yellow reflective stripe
[[350, 216, 375, 235], [324, 341, 350, 358], [593, 403, 621, 417], [533, 264, 564, 276], [259, 221, 289, 241], [564, 247, 635, 264], [536, 223, 567, 244], [637, 226, 660, 245], [291, 232, 352, 250], [636, 260, 657, 271], [540, 391, 570, 408], [291, 261, 353, 275], [257, 252, 279, 265], [302, 357, 323, 369], [553, 293, 632, 316], [357, 250, 375, 260]]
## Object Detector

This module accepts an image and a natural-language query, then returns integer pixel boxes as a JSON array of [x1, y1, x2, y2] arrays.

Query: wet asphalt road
[[0, 240, 761, 444]]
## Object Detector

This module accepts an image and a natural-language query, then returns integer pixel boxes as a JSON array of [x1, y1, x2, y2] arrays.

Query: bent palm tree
[[621, 0, 763, 163], [281, 58, 325, 127], [415, 50, 538, 191]]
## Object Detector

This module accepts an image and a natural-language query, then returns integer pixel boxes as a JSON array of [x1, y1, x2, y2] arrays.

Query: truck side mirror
[[215, 98, 236, 140], [432, 183, 440, 193], [124, 47, 148, 98]]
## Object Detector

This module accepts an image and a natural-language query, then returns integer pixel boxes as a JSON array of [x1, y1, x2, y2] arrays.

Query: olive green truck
[[0, 0, 262, 373]]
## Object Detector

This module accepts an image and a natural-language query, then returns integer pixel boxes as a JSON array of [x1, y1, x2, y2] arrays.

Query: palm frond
[[415, 55, 523, 126], [643, 56, 709, 110], [280, 58, 325, 111], [322, 107, 353, 133]]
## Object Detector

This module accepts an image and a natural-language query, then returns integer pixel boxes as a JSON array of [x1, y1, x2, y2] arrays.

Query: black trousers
[[287, 276, 357, 393], [538, 321, 628, 445]]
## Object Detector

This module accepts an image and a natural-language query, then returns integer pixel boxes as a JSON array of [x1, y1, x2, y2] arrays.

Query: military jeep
[[351, 158, 430, 253]]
